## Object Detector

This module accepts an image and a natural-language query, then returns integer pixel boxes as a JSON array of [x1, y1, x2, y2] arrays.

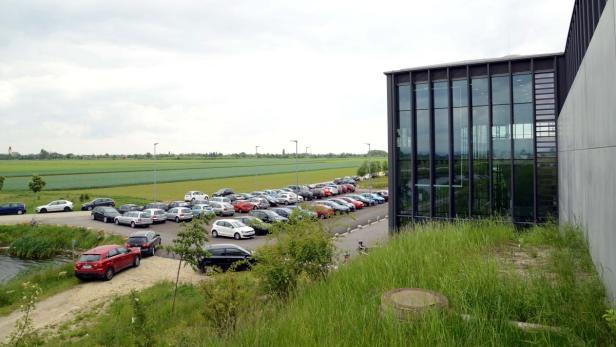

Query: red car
[[232, 200, 257, 213], [340, 197, 364, 209], [322, 187, 333, 197], [313, 204, 334, 219], [74, 245, 141, 281], [343, 184, 356, 193]]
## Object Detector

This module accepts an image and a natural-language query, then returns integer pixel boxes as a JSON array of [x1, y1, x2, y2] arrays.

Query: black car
[[198, 244, 254, 271], [118, 204, 143, 214], [81, 198, 115, 211], [212, 188, 235, 197], [310, 188, 325, 199], [249, 209, 288, 223], [144, 202, 169, 211], [125, 230, 162, 256], [261, 194, 279, 206], [271, 207, 293, 219], [376, 190, 389, 202], [91, 206, 120, 223], [234, 216, 272, 235], [289, 185, 314, 201]]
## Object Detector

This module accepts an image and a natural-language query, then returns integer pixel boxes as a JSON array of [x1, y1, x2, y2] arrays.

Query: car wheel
[[284, 201, 289, 205], [114, 219, 119, 225], [150, 245, 156, 256], [133, 256, 140, 267], [234, 232, 241, 240], [64, 207, 70, 212], [17, 210, 23, 215], [212, 230, 218, 238], [103, 217, 108, 223], [319, 214, 325, 219], [130, 221, 136, 228], [175, 217, 180, 223], [104, 267, 114, 281], [40, 208, 47, 213]]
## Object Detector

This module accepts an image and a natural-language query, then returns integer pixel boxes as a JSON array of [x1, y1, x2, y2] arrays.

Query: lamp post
[[365, 142, 371, 194], [153, 142, 159, 201], [291, 140, 298, 187], [305, 146, 310, 155], [255, 145, 260, 191]]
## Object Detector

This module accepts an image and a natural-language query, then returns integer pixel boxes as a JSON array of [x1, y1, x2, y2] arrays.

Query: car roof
[[216, 219, 240, 223], [205, 243, 249, 252], [85, 245, 120, 254], [129, 230, 152, 237]]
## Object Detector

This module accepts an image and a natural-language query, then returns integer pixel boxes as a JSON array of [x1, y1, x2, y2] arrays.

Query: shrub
[[201, 274, 255, 337]]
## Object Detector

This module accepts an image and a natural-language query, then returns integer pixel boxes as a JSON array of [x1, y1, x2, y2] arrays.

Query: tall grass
[[45, 221, 615, 346]]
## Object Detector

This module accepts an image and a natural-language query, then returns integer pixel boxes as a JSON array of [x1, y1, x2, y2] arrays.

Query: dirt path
[[0, 256, 206, 342]]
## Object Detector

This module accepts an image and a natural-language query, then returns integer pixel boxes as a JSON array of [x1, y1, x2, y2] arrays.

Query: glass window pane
[[415, 83, 429, 110], [471, 78, 488, 106], [416, 109, 430, 216], [434, 109, 449, 217], [513, 74, 532, 103], [513, 103, 533, 159], [452, 80, 468, 107], [491, 76, 510, 105], [472, 106, 489, 215], [453, 107, 469, 217], [513, 102, 534, 221], [398, 85, 411, 111], [397, 110, 412, 157], [433, 81, 448, 109], [398, 160, 412, 214], [492, 104, 511, 216], [492, 105, 511, 159]]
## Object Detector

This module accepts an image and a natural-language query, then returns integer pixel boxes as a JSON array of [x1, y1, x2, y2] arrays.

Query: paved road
[[0, 202, 389, 256]]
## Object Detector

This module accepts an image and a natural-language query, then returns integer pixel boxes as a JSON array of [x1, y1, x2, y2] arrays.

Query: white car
[[166, 207, 194, 222], [326, 186, 339, 195], [276, 193, 298, 205], [210, 197, 231, 204], [114, 211, 153, 228], [184, 191, 209, 202], [142, 208, 167, 224], [36, 200, 74, 213], [211, 219, 255, 240]]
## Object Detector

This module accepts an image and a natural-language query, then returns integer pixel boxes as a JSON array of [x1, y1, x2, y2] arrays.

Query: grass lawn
[[358, 175, 388, 189], [45, 221, 615, 346]]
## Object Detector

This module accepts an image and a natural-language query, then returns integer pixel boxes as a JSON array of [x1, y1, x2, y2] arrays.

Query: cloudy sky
[[0, 0, 574, 155]]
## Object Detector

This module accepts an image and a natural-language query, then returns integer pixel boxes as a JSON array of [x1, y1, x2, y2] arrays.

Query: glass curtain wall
[[513, 74, 534, 221], [433, 81, 449, 217], [415, 83, 430, 216], [471, 78, 490, 216], [491, 75, 512, 217], [452, 80, 469, 217], [396, 84, 412, 214]]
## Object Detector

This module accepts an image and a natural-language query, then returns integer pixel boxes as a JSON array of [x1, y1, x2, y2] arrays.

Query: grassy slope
[[47, 222, 614, 346]]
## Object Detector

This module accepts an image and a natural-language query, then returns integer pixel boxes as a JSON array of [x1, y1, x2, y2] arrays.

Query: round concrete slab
[[380, 288, 449, 320]]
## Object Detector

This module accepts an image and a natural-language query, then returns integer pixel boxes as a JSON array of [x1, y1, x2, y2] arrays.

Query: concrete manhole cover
[[380, 288, 449, 320]]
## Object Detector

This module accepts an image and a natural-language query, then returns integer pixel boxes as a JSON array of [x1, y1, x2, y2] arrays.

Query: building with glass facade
[[386, 0, 611, 230]]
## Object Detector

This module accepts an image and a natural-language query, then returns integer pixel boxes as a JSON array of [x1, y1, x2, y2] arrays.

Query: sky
[[0, 0, 574, 155]]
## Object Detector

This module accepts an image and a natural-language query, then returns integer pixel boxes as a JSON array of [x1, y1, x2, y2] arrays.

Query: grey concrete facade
[[558, 0, 616, 301]]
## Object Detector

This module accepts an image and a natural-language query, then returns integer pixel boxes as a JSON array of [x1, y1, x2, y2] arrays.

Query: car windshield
[[128, 237, 148, 245], [229, 221, 246, 228], [79, 254, 101, 262]]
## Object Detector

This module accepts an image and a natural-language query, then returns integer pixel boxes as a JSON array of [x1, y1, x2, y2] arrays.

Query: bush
[[201, 274, 256, 337]]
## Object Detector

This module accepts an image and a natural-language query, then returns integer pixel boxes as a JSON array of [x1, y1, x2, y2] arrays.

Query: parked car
[[263, 189, 278, 196], [168, 201, 190, 209], [91, 206, 120, 223], [270, 207, 294, 219], [276, 193, 297, 205], [210, 197, 231, 204], [212, 188, 235, 197], [142, 208, 167, 223], [249, 197, 270, 209], [36, 200, 73, 213], [319, 200, 350, 214], [322, 187, 333, 197], [339, 197, 364, 210], [197, 244, 254, 272], [81, 198, 115, 211], [0, 202, 26, 215], [310, 187, 325, 199], [144, 202, 169, 211], [190, 199, 210, 207], [249, 209, 288, 223], [362, 193, 385, 204], [118, 204, 143, 214], [184, 191, 208, 202], [343, 183, 356, 192], [312, 204, 335, 219], [125, 230, 162, 256], [166, 207, 193, 222], [286, 205, 319, 219], [232, 200, 257, 213], [330, 198, 356, 212], [211, 219, 255, 240], [234, 216, 272, 235], [192, 204, 216, 218], [348, 194, 375, 206], [376, 190, 389, 201], [210, 202, 235, 216], [260, 194, 279, 206], [234, 193, 254, 200], [250, 191, 266, 197], [74, 245, 141, 280], [114, 211, 153, 228], [288, 185, 314, 201], [326, 185, 340, 195]]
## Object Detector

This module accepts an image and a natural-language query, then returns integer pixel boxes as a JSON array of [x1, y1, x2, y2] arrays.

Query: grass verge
[[43, 221, 615, 346], [358, 175, 388, 189]]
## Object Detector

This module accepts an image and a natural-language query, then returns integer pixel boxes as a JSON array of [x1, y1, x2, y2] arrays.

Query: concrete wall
[[558, 0, 616, 301]]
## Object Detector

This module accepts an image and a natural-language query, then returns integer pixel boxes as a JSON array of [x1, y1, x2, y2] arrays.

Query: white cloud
[[0, 0, 574, 155]]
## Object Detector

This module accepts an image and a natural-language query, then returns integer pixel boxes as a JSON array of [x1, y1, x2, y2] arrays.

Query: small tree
[[28, 175, 46, 197], [357, 160, 368, 177], [8, 282, 42, 346], [165, 214, 213, 313], [370, 161, 381, 175], [382, 160, 388, 173], [0, 176, 5, 192]]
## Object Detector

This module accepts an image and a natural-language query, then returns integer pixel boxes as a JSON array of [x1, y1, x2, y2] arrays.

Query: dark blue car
[[0, 202, 26, 215]]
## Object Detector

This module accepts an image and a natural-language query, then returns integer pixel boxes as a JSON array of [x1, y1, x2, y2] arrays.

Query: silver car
[[210, 197, 231, 204], [114, 211, 153, 228], [166, 207, 194, 223], [142, 208, 167, 224], [276, 193, 298, 205], [210, 202, 235, 216]]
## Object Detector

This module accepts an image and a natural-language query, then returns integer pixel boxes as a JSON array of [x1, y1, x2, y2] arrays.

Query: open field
[[0, 167, 360, 212], [0, 158, 373, 191]]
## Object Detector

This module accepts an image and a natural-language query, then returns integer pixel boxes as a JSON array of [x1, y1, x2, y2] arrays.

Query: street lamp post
[[365, 142, 371, 194], [305, 146, 310, 155], [153, 142, 159, 201], [255, 145, 260, 191], [291, 140, 298, 187]]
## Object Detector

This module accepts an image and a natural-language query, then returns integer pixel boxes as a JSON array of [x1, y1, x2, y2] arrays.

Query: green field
[[0, 158, 368, 191]]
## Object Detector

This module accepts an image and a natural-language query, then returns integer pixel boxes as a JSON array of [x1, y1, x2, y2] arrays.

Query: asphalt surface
[[0, 201, 389, 257]]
